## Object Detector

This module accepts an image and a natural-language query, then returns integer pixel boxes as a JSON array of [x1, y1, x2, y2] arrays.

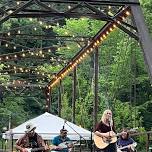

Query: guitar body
[[57, 141, 77, 152], [94, 133, 117, 149]]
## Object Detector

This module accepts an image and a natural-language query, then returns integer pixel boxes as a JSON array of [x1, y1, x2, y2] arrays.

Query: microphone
[[62, 120, 67, 129], [109, 116, 113, 127]]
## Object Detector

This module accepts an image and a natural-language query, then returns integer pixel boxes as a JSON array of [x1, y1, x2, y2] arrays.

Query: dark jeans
[[96, 143, 117, 152]]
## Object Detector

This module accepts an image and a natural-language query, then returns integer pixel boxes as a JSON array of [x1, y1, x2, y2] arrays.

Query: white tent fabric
[[3, 112, 92, 140]]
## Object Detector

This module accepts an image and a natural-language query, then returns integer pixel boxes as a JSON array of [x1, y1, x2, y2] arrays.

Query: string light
[[16, 1, 20, 5], [39, 21, 43, 25], [68, 5, 71, 9], [14, 55, 17, 58], [39, 50, 42, 54], [109, 27, 113, 32], [65, 31, 68, 35], [122, 16, 125, 20], [0, 46, 65, 62], [17, 30, 21, 34], [125, 11, 130, 16], [8, 10, 13, 14], [22, 53, 25, 57], [49, 7, 130, 88]]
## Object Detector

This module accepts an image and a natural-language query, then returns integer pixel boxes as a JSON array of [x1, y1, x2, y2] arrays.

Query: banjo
[[52, 141, 78, 152]]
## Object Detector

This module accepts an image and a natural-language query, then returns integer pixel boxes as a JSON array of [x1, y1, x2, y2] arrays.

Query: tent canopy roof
[[4, 112, 92, 140]]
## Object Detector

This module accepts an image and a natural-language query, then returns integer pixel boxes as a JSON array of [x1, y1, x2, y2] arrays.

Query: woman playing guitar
[[94, 109, 117, 152]]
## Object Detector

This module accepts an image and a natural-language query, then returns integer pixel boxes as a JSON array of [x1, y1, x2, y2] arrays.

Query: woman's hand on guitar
[[21, 148, 28, 152], [109, 131, 116, 137], [104, 131, 115, 138]]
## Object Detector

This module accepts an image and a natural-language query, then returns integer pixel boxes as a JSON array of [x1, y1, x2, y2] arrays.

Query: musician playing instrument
[[15, 123, 48, 152], [117, 129, 137, 152], [94, 109, 117, 152], [52, 128, 73, 152]]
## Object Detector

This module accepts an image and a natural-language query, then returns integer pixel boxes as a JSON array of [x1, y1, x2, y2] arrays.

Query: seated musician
[[117, 128, 137, 152], [94, 109, 117, 152], [15, 123, 49, 152], [52, 128, 73, 152]]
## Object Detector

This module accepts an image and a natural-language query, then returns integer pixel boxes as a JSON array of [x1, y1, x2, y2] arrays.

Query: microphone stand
[[90, 128, 93, 152], [64, 121, 87, 152]]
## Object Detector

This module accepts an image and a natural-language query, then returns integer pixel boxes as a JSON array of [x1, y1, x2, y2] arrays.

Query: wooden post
[[146, 133, 150, 152]]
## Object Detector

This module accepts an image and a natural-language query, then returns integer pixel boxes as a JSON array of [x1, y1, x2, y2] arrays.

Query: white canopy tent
[[3, 112, 92, 140]]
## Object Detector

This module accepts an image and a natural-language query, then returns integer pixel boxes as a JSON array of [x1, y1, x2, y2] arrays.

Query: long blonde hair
[[101, 109, 113, 124]]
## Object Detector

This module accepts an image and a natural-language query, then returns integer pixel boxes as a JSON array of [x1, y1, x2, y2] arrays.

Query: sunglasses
[[107, 112, 112, 115]]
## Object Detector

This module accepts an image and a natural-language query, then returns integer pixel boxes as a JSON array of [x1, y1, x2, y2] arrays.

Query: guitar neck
[[118, 143, 137, 151], [30, 147, 44, 152], [119, 145, 130, 150]]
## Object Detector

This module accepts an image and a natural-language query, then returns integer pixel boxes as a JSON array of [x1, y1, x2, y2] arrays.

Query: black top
[[29, 133, 38, 148], [95, 121, 115, 133], [28, 134, 44, 152]]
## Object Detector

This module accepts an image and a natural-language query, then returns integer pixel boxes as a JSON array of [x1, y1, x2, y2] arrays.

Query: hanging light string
[[0, 38, 31, 49], [47, 7, 131, 89], [0, 83, 46, 89], [0, 22, 40, 34], [0, 17, 90, 41], [0, 64, 54, 78], [0, 45, 66, 62], [0, 34, 89, 42]]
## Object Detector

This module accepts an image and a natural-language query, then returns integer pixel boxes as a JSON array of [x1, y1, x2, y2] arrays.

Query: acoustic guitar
[[94, 129, 137, 150], [117, 142, 137, 152], [94, 131, 117, 149]]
